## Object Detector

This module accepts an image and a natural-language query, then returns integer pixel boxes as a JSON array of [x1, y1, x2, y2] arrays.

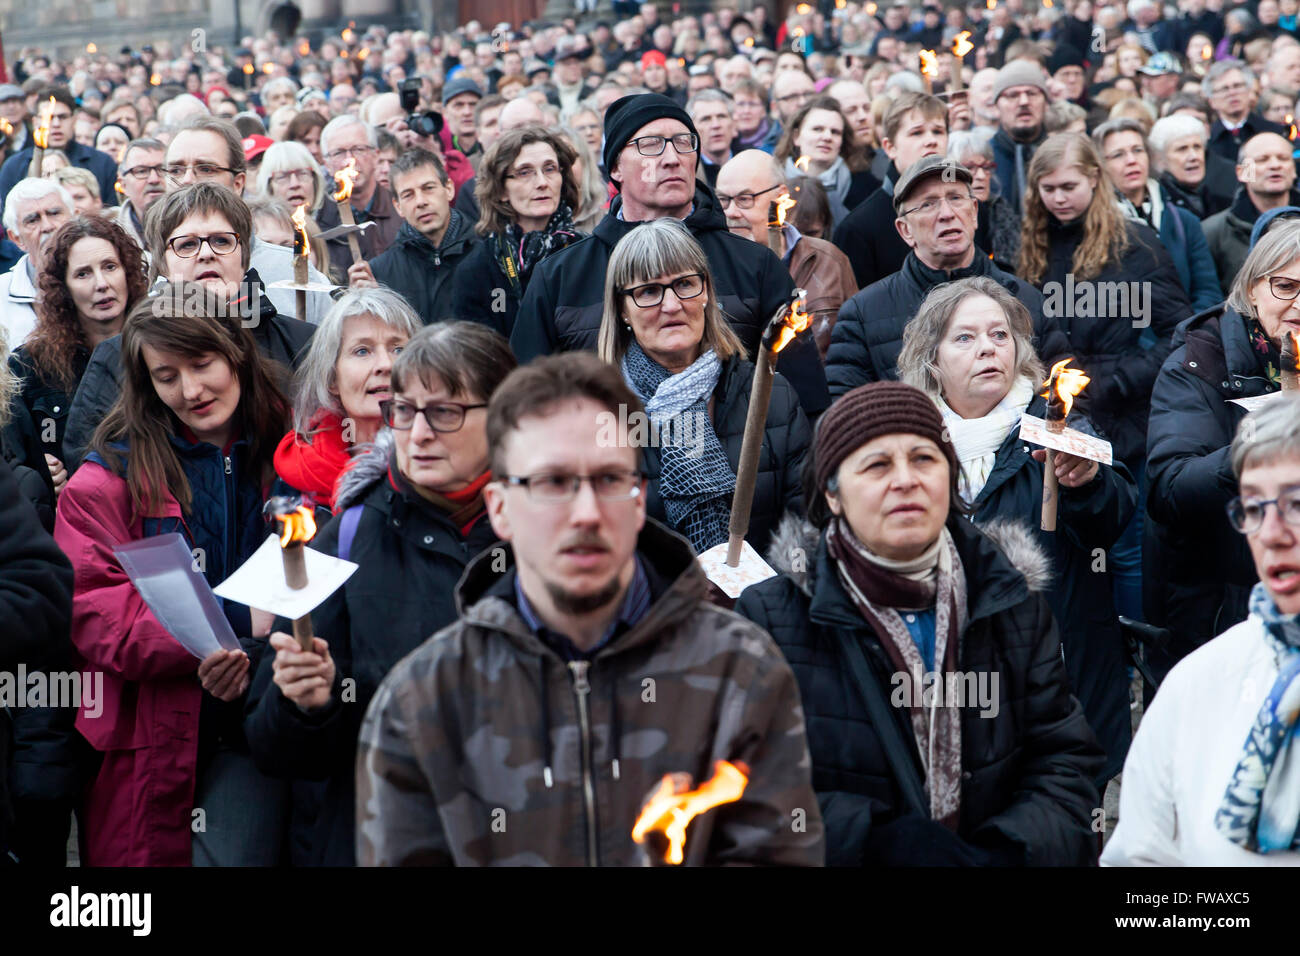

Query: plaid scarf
[[621, 342, 734, 553], [489, 203, 581, 296], [1214, 583, 1300, 853]]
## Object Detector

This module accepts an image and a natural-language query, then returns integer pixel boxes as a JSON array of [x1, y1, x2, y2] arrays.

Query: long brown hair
[[775, 95, 869, 173], [29, 218, 149, 391], [1018, 132, 1130, 284], [474, 126, 581, 236], [90, 283, 291, 517]]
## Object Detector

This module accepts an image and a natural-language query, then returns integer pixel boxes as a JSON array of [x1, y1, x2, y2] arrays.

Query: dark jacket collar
[[393, 210, 474, 258], [1181, 304, 1274, 394], [1228, 187, 1300, 227], [903, 247, 993, 288], [595, 183, 726, 249]]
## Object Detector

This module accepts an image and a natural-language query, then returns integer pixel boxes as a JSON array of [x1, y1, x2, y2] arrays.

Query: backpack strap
[[336, 504, 363, 563]]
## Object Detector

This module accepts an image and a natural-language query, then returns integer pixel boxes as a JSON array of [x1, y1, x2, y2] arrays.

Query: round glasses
[[380, 399, 485, 433], [166, 232, 240, 258], [620, 273, 705, 308], [716, 183, 782, 210], [1226, 491, 1300, 535]]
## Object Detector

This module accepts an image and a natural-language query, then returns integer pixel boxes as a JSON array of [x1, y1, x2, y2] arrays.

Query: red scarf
[[390, 467, 491, 537], [272, 411, 352, 511]]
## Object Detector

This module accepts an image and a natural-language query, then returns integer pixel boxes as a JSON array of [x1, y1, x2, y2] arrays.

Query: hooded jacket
[[370, 213, 479, 327], [246, 431, 498, 865], [354, 518, 826, 866], [510, 183, 830, 417], [734, 514, 1105, 866]]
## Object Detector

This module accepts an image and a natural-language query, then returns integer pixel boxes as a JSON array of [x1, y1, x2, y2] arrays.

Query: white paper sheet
[[1229, 391, 1291, 412], [265, 278, 339, 293], [696, 540, 778, 599], [214, 534, 358, 619], [1018, 414, 1114, 465]]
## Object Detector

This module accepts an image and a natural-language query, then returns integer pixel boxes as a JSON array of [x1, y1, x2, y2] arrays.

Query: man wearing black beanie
[[511, 93, 830, 418]]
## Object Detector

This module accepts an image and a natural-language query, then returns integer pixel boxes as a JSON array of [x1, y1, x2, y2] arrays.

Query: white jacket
[[0, 253, 38, 353], [1102, 615, 1300, 866]]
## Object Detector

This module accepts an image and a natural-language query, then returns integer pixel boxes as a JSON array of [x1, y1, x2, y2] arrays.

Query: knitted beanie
[[993, 60, 1049, 101], [602, 92, 700, 185], [813, 382, 960, 495]]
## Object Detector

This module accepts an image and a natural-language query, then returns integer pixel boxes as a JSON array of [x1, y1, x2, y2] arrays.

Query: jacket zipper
[[568, 660, 599, 867], [223, 453, 235, 580]]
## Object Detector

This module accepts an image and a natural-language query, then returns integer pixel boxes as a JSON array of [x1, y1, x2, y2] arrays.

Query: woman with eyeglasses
[[256, 141, 328, 216], [451, 126, 586, 337], [774, 96, 876, 230], [947, 129, 1021, 269], [1105, 397, 1300, 865], [54, 283, 294, 866], [1146, 219, 1300, 683], [244, 321, 516, 866], [596, 220, 811, 556]]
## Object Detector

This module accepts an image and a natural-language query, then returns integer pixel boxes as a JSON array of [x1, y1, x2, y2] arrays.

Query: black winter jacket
[[1144, 306, 1276, 677], [967, 395, 1137, 783], [370, 213, 478, 327], [826, 249, 1070, 397], [640, 353, 810, 557], [6, 343, 89, 471], [734, 514, 1104, 866], [449, 225, 586, 338], [244, 431, 498, 866], [62, 272, 314, 470], [510, 184, 830, 417], [831, 163, 909, 290], [1036, 218, 1191, 468]]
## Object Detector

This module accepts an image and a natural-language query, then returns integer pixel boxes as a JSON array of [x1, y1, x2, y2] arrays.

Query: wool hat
[[602, 92, 700, 185], [993, 59, 1049, 101], [441, 75, 483, 105], [812, 382, 960, 497], [1047, 43, 1086, 76]]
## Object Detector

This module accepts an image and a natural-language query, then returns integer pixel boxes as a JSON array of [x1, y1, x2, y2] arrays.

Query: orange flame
[[358, 47, 371, 61], [32, 97, 54, 149], [1043, 0, 1053, 7], [744, 36, 755, 48], [149, 73, 161, 86], [86, 43, 97, 54], [298, 40, 311, 57], [1201, 44, 1212, 61], [243, 63, 255, 75], [291, 202, 309, 259], [0, 118, 12, 138], [333, 158, 358, 202], [796, 2, 812, 12], [987, 0, 997, 8], [631, 761, 748, 864], [794, 155, 810, 172], [773, 298, 813, 354], [836, 0, 846, 8], [865, 1, 877, 12], [919, 49, 939, 79], [1288, 114, 1297, 140], [276, 505, 317, 547], [341, 27, 356, 44], [1041, 358, 1090, 419], [775, 192, 797, 227], [953, 31, 975, 58], [262, 62, 274, 75]]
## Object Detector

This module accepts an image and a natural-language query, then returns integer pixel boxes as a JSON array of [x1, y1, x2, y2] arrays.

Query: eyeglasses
[[164, 162, 237, 183], [166, 232, 240, 258], [270, 168, 315, 185], [620, 272, 705, 308], [1004, 89, 1045, 102], [899, 192, 976, 219], [501, 471, 645, 503], [506, 161, 562, 181], [625, 132, 698, 157], [122, 163, 165, 180], [379, 399, 486, 433], [774, 91, 813, 105], [716, 183, 782, 209], [963, 160, 996, 174], [1267, 274, 1300, 300], [1212, 81, 1249, 96], [1226, 490, 1300, 534], [324, 144, 376, 163], [1104, 145, 1147, 162]]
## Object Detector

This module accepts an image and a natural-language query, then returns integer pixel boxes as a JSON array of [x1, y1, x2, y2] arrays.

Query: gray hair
[[1229, 217, 1300, 317], [897, 276, 1045, 397], [157, 93, 210, 127], [256, 140, 328, 213], [390, 320, 518, 405], [885, 71, 925, 94], [2, 177, 75, 234], [292, 287, 424, 435], [262, 76, 300, 101], [1231, 392, 1300, 478], [596, 218, 745, 364], [1092, 116, 1148, 155], [686, 88, 734, 118], [558, 125, 610, 230], [118, 137, 166, 177], [946, 128, 994, 164], [1202, 58, 1255, 100], [1148, 113, 1207, 157], [320, 114, 378, 157]]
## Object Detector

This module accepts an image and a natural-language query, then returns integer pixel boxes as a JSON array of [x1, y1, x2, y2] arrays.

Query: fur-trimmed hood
[[334, 428, 395, 511], [765, 511, 1053, 598]]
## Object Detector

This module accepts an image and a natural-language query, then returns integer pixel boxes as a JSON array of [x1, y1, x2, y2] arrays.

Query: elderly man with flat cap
[[511, 92, 829, 418]]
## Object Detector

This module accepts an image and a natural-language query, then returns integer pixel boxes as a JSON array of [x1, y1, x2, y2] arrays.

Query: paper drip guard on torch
[[1029, 359, 1095, 532], [333, 158, 364, 266], [269, 497, 317, 651]]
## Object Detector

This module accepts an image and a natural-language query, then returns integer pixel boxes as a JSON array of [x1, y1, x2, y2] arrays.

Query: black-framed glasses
[[625, 132, 698, 157], [1267, 275, 1300, 300], [1226, 490, 1300, 534], [122, 163, 165, 180], [379, 399, 486, 433], [899, 192, 976, 219], [501, 471, 645, 503], [163, 162, 237, 183], [324, 144, 375, 163], [716, 183, 781, 209], [620, 273, 705, 308], [166, 232, 240, 258]]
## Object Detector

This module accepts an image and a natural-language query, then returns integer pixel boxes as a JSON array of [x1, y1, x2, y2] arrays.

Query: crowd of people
[[0, 0, 1298, 869]]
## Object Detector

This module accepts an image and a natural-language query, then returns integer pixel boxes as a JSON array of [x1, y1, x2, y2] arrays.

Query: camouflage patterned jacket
[[355, 519, 826, 866]]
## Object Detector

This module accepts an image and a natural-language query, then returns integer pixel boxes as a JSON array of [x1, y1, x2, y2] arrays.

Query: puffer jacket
[[62, 271, 312, 471], [734, 514, 1105, 866], [245, 431, 498, 866], [1144, 305, 1279, 679], [510, 183, 830, 417], [639, 353, 810, 557], [827, 249, 1069, 397], [354, 519, 826, 866], [370, 212, 478, 326]]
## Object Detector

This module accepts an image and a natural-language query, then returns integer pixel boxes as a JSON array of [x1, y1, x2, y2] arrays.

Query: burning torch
[[765, 193, 798, 258], [332, 158, 363, 266], [1039, 358, 1090, 532], [726, 292, 813, 567], [29, 96, 54, 179], [1282, 329, 1299, 392], [631, 760, 748, 865], [266, 497, 318, 652], [951, 32, 974, 93], [919, 49, 938, 94], [291, 202, 310, 324]]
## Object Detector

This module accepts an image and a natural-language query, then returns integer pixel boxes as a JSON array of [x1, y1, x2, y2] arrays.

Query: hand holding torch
[[1039, 358, 1090, 532], [332, 158, 364, 266], [266, 497, 318, 652]]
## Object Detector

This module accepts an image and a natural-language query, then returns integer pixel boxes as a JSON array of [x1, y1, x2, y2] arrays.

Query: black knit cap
[[813, 382, 959, 497], [602, 93, 700, 187]]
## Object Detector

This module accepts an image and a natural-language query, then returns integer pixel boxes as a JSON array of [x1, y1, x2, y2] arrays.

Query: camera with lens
[[400, 78, 443, 139]]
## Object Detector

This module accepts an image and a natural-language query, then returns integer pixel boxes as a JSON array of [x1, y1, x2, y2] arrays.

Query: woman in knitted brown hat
[[735, 379, 1104, 866]]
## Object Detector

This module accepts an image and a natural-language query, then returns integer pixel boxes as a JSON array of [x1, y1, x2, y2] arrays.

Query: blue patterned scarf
[[620, 342, 734, 553], [1214, 583, 1300, 853]]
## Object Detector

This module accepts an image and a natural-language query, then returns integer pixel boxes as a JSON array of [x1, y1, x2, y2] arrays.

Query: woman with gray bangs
[[899, 276, 1138, 786], [256, 141, 328, 216], [596, 219, 811, 556], [946, 129, 1020, 268], [1147, 218, 1300, 684], [1105, 397, 1300, 865], [273, 287, 422, 515]]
